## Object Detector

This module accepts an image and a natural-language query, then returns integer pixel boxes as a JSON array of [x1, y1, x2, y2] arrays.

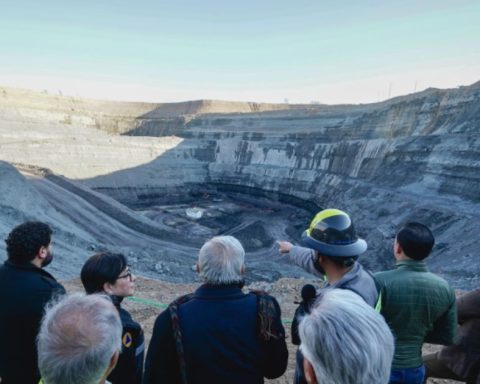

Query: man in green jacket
[[375, 222, 457, 384]]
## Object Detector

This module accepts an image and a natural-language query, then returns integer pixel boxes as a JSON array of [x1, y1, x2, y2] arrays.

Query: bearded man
[[0, 221, 66, 384]]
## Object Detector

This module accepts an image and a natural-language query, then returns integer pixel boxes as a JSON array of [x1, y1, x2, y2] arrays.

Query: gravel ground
[[63, 276, 462, 384]]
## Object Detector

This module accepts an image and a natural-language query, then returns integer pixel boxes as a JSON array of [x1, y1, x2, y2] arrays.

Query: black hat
[[301, 209, 367, 257]]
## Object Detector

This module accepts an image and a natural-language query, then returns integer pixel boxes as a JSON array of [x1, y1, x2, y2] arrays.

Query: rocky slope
[[0, 83, 479, 288]]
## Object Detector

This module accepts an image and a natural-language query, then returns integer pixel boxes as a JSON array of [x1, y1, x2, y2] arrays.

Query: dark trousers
[[423, 352, 478, 384]]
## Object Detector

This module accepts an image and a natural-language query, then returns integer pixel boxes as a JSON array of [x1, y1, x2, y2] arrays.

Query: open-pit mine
[[0, 83, 479, 289]]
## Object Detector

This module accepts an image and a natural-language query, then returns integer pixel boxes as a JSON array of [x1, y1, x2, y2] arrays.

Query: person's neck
[[30, 258, 43, 268], [204, 281, 244, 288], [326, 265, 353, 284], [395, 252, 412, 261]]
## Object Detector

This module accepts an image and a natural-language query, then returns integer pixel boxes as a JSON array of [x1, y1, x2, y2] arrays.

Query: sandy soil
[[62, 276, 462, 384]]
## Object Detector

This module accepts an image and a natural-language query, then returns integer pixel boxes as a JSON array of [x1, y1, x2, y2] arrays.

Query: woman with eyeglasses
[[80, 252, 144, 384]]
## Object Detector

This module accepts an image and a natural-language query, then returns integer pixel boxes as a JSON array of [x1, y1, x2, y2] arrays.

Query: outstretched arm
[[277, 241, 323, 277]]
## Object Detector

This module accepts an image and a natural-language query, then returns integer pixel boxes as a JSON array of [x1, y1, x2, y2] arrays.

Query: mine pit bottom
[[130, 190, 317, 283]]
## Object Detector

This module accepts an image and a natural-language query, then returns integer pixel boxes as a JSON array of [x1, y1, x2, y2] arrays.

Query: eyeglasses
[[116, 269, 133, 282]]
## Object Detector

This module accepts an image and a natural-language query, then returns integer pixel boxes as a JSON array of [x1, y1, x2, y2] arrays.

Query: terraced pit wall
[[0, 84, 479, 286]]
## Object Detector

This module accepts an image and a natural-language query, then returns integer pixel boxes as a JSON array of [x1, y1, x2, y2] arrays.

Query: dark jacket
[[143, 284, 288, 384], [438, 288, 480, 382], [0, 260, 65, 384], [108, 296, 145, 384], [374, 260, 457, 369]]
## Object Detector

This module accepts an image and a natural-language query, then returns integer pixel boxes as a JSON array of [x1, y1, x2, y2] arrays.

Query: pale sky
[[0, 0, 479, 104]]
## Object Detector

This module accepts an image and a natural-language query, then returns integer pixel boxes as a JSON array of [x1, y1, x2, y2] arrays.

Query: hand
[[276, 240, 293, 254]]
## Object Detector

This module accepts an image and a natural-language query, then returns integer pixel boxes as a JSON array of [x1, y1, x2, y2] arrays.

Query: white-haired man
[[144, 235, 288, 384], [299, 288, 395, 384], [37, 293, 122, 384]]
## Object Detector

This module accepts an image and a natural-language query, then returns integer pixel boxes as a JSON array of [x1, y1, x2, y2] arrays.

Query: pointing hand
[[276, 240, 293, 254]]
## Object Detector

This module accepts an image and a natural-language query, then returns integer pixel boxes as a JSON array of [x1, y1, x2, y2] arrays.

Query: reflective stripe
[[135, 341, 145, 357], [307, 209, 347, 235], [375, 290, 383, 313]]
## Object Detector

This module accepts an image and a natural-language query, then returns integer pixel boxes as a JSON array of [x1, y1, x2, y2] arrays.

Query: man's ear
[[395, 241, 403, 256], [195, 263, 200, 273], [37, 245, 48, 261], [105, 349, 120, 378], [240, 264, 245, 275], [303, 357, 317, 384]]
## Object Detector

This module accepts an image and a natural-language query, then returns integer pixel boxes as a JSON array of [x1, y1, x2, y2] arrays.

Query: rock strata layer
[[0, 83, 479, 288]]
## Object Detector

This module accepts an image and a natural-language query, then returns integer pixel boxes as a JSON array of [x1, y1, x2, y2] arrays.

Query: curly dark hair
[[5, 221, 53, 263]]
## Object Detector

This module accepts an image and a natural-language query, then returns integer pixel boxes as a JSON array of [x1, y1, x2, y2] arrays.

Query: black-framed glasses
[[116, 269, 132, 282]]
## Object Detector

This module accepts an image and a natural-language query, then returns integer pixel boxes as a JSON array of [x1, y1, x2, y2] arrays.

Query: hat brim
[[301, 231, 367, 257]]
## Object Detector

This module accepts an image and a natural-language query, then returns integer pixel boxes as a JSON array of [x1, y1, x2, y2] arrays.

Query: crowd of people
[[0, 209, 478, 384]]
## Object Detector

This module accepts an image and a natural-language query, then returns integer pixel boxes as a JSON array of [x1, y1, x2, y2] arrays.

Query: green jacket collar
[[395, 259, 428, 272]]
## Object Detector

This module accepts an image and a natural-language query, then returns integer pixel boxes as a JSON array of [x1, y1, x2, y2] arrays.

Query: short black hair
[[324, 254, 358, 268], [5, 221, 52, 263], [396, 222, 434, 260], [80, 252, 127, 294]]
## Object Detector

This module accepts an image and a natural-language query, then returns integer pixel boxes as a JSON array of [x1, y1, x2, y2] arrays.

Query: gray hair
[[299, 289, 394, 384], [198, 236, 245, 285], [37, 293, 122, 384]]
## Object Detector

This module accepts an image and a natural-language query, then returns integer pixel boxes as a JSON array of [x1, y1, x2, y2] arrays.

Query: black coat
[[143, 284, 288, 384], [108, 296, 145, 384], [0, 260, 65, 384], [438, 288, 480, 382]]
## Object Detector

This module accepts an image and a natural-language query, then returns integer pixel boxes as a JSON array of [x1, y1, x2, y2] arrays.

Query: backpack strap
[[250, 290, 282, 341], [168, 293, 194, 384]]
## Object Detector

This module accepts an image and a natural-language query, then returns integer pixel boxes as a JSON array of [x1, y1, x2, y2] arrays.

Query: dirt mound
[[0, 86, 309, 119], [0, 162, 90, 243]]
